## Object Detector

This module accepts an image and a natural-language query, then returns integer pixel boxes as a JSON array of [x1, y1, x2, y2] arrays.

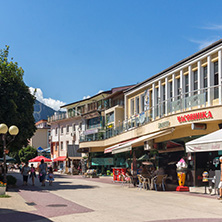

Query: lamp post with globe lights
[[0, 123, 19, 183]]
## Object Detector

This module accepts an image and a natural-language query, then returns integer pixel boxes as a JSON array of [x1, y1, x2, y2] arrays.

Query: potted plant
[[0, 181, 7, 195]]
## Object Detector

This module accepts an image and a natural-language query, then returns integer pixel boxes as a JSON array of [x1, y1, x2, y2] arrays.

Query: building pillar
[[165, 77, 169, 115], [207, 55, 212, 106], [152, 83, 156, 119], [218, 50, 222, 105]]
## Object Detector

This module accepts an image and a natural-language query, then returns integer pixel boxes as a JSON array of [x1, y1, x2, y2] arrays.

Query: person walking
[[30, 164, 36, 186], [38, 159, 47, 187], [21, 162, 30, 186], [218, 156, 222, 200], [47, 166, 54, 186]]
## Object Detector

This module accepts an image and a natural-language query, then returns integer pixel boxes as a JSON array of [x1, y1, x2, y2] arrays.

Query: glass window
[[130, 98, 135, 116], [140, 94, 145, 112], [66, 141, 69, 150], [87, 117, 100, 129], [66, 125, 69, 133], [169, 82, 173, 100], [61, 142, 63, 150], [135, 97, 139, 114], [185, 75, 189, 97], [193, 70, 198, 95], [73, 124, 76, 132], [177, 78, 180, 98], [55, 143, 57, 151], [55, 128, 58, 135], [61, 126, 63, 134], [214, 61, 219, 99], [203, 66, 207, 88], [106, 112, 114, 124]]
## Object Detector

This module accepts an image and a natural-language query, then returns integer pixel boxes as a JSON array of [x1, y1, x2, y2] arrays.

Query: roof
[[125, 39, 222, 94], [61, 90, 112, 109]]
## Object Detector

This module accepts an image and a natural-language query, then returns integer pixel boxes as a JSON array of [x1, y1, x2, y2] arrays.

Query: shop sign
[[158, 121, 170, 129], [177, 111, 213, 123], [84, 128, 98, 135], [91, 158, 113, 166]]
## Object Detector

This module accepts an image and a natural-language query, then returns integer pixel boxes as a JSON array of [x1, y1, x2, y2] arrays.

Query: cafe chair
[[140, 175, 149, 190], [153, 174, 167, 191]]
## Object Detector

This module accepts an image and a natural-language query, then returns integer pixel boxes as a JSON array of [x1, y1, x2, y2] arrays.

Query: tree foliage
[[0, 45, 36, 155], [18, 145, 37, 163]]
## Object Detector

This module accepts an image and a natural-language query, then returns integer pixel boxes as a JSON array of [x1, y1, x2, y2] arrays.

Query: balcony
[[80, 85, 221, 142]]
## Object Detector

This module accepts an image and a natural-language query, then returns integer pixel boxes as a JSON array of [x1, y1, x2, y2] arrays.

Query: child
[[47, 167, 54, 186], [30, 164, 36, 186]]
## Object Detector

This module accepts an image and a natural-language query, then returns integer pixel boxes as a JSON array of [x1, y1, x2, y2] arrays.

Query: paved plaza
[[1, 171, 222, 222]]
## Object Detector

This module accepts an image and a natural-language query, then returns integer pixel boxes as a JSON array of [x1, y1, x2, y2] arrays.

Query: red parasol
[[29, 155, 52, 162]]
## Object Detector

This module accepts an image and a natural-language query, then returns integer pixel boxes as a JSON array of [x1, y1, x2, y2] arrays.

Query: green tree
[[18, 145, 37, 163], [0, 45, 36, 155]]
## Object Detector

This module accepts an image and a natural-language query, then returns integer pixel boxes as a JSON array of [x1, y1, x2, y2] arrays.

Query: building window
[[193, 70, 198, 95], [106, 112, 114, 124], [140, 94, 145, 112], [169, 82, 173, 100], [55, 127, 58, 135], [55, 143, 57, 151], [61, 126, 64, 134], [61, 142, 63, 150], [66, 141, 69, 150], [135, 97, 139, 114], [203, 66, 208, 88], [66, 125, 69, 133], [72, 124, 76, 132], [79, 122, 82, 130], [177, 78, 180, 99], [130, 98, 135, 116], [185, 75, 189, 97], [162, 85, 166, 114], [214, 61, 219, 99]]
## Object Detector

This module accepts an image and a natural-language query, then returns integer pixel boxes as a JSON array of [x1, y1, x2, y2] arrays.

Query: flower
[[0, 181, 7, 187]]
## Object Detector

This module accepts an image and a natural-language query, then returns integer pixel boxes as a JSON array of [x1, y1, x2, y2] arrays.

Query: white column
[[158, 80, 162, 116], [207, 55, 212, 106], [172, 73, 176, 101], [152, 83, 156, 119], [218, 50, 222, 105], [180, 70, 184, 110], [165, 77, 168, 115], [197, 61, 202, 108], [188, 65, 192, 97]]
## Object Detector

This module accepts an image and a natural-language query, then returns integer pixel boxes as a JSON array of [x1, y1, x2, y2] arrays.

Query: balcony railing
[[80, 85, 221, 142]]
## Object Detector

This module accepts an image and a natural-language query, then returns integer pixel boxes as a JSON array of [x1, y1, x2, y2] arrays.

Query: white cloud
[[29, 87, 66, 111], [201, 24, 222, 30], [189, 37, 220, 50]]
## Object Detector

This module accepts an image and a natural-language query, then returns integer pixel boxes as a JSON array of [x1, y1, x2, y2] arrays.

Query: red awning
[[53, 156, 66, 162], [29, 156, 52, 162]]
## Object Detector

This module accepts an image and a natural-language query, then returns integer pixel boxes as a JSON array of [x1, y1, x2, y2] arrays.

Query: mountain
[[33, 100, 56, 122]]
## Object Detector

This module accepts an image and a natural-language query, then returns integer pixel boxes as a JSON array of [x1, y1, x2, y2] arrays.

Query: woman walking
[[38, 159, 47, 186], [30, 164, 36, 186]]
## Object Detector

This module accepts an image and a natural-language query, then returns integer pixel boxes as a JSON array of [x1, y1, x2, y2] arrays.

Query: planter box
[[0, 187, 6, 195]]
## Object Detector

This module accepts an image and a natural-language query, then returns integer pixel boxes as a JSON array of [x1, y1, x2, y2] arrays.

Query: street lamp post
[[0, 123, 19, 183]]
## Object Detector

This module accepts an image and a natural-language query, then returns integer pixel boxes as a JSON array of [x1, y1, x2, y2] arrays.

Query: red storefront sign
[[177, 111, 213, 123]]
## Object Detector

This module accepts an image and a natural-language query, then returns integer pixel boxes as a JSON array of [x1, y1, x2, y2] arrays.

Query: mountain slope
[[33, 100, 56, 122]]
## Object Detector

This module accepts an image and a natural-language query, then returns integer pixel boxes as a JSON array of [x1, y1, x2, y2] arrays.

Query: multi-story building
[[29, 119, 50, 150], [79, 39, 222, 185]]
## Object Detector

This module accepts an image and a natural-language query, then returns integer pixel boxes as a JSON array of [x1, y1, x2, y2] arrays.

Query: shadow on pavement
[[0, 208, 52, 222]]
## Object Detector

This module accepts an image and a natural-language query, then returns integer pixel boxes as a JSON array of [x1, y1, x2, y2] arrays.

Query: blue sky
[[1, 0, 222, 110]]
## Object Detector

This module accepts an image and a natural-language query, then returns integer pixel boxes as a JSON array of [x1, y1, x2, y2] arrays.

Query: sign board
[[177, 111, 213, 123], [84, 128, 98, 135], [91, 158, 113, 166], [158, 121, 170, 129]]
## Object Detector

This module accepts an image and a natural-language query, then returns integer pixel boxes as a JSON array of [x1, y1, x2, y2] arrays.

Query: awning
[[68, 157, 82, 160], [186, 129, 222, 153], [111, 128, 174, 154], [104, 139, 137, 154], [53, 156, 66, 162]]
